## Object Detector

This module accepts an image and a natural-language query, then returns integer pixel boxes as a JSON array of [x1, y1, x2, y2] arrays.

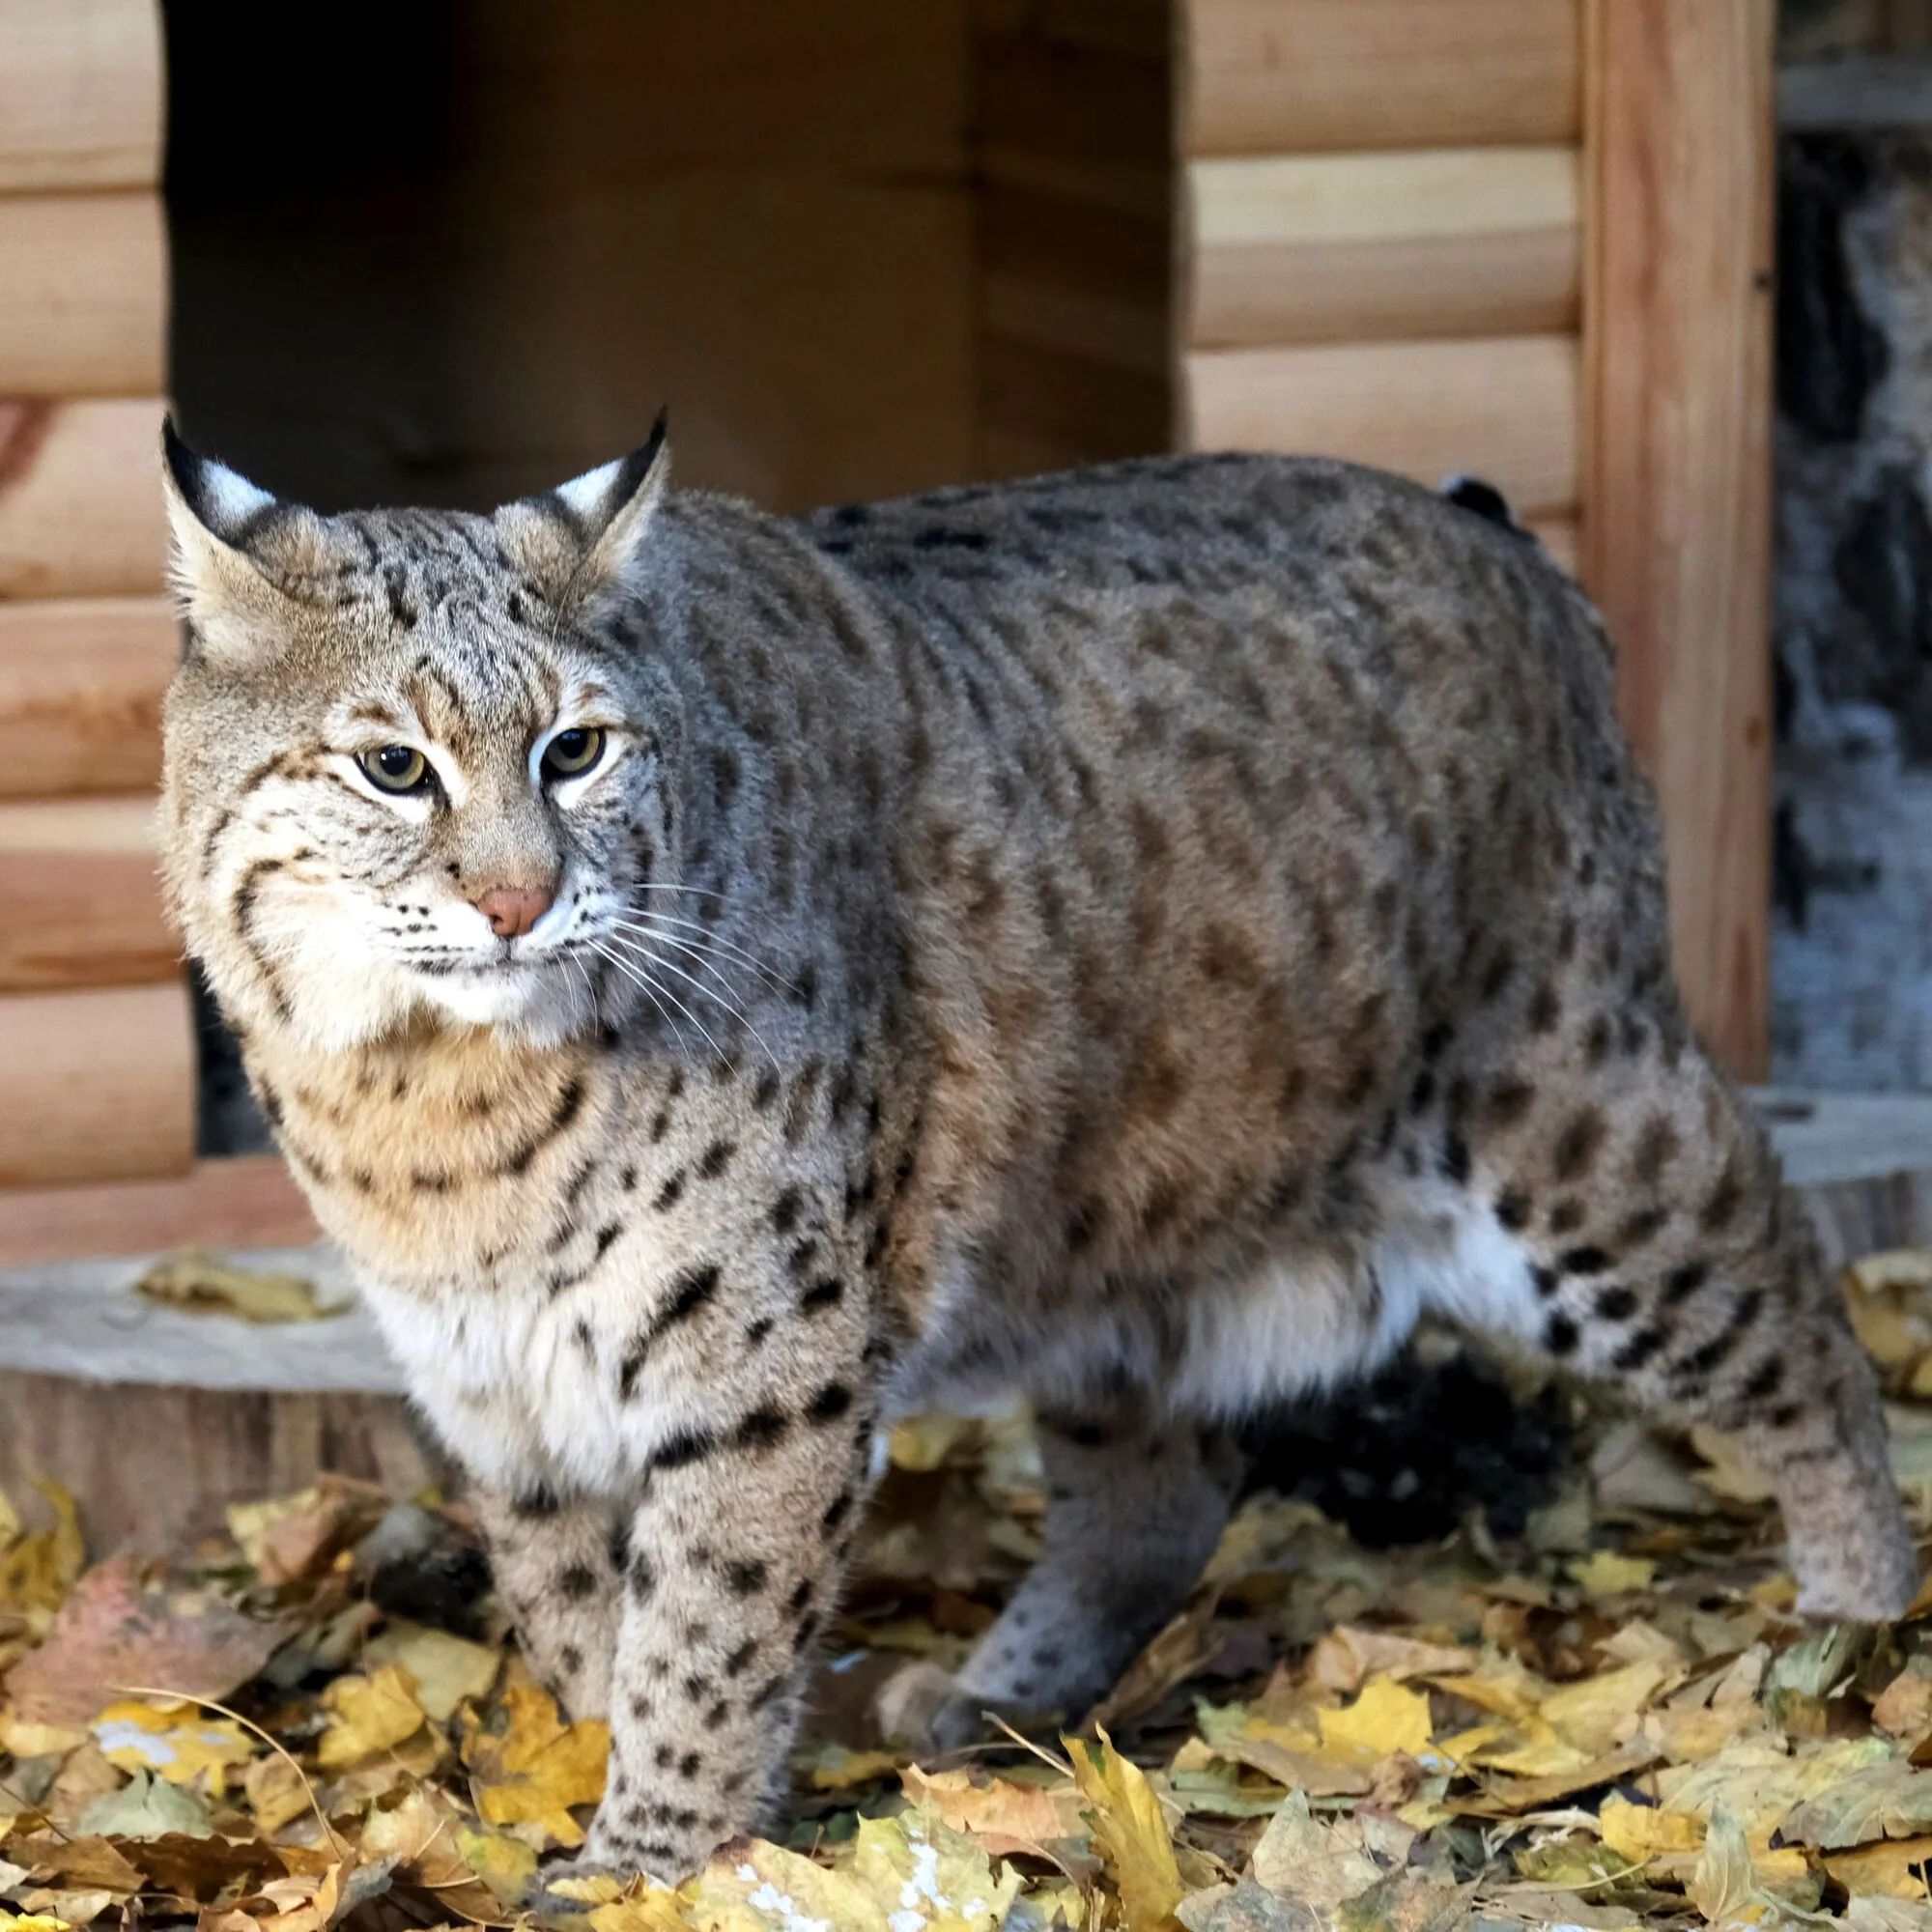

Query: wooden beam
[[1179, 0, 1580, 157], [1184, 149, 1579, 349], [0, 1155, 318, 1270], [0, 981, 194, 1186], [0, 0, 163, 190], [1582, 0, 1776, 1079], [1182, 333, 1580, 518], [0, 398, 168, 600], [0, 596, 175, 796], [0, 796, 174, 991], [0, 193, 167, 395]]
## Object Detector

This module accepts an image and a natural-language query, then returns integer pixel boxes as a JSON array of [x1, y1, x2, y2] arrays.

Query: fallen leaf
[[360, 1620, 498, 1722], [1826, 1837, 1932, 1900], [0, 1481, 85, 1617], [316, 1664, 427, 1769], [1569, 1551, 1658, 1598], [900, 1766, 1072, 1855], [1597, 1795, 1706, 1866], [1689, 1804, 1754, 1924], [1306, 1628, 1472, 1695], [228, 1476, 388, 1586], [72, 1769, 213, 1842], [133, 1250, 340, 1324], [1071, 1728, 1185, 1931], [91, 1699, 254, 1790], [806, 1744, 902, 1791], [462, 1679, 609, 1848], [1249, 1792, 1381, 1917], [1318, 1675, 1434, 1765], [1782, 1759, 1932, 1850], [850, 1807, 1021, 1927]]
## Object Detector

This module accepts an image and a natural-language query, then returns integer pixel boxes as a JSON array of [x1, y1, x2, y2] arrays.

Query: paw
[[1794, 1566, 1921, 1624], [874, 1661, 993, 1756]]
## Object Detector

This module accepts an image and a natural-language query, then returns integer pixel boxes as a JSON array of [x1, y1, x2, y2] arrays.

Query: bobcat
[[157, 417, 1917, 1880]]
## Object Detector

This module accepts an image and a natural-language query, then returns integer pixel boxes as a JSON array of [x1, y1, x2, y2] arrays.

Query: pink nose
[[473, 884, 554, 938]]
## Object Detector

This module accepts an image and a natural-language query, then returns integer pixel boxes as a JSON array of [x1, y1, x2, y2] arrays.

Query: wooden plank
[[1527, 513, 1580, 578], [980, 333, 1172, 476], [0, 1155, 318, 1270], [0, 1375, 433, 1552], [0, 596, 174, 796], [0, 980, 193, 1186], [1582, 0, 1776, 1079], [0, 398, 168, 599], [0, 796, 173, 991], [0, 0, 163, 190], [0, 192, 166, 395], [1185, 148, 1579, 349], [1182, 333, 1580, 517], [1180, 0, 1581, 157]]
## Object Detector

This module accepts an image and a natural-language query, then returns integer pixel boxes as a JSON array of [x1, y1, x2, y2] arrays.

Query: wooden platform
[[0, 1088, 1923, 1552]]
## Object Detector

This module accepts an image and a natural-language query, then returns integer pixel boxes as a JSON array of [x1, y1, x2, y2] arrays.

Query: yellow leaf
[[1568, 1551, 1658, 1597], [807, 1745, 904, 1791], [462, 1680, 609, 1849], [1070, 1727, 1185, 1932], [1825, 1837, 1932, 1900], [901, 1766, 1076, 1856], [588, 1888, 695, 1932], [1850, 1250, 1932, 1296], [316, 1665, 427, 1769], [133, 1250, 339, 1325], [360, 1621, 499, 1722], [0, 1481, 85, 1616], [1539, 1661, 1669, 1758], [688, 1836, 892, 1931], [7, 1918, 75, 1932], [242, 1754, 314, 1836], [552, 1876, 628, 1905], [1689, 1428, 1777, 1507], [1317, 1675, 1433, 1765], [888, 1414, 971, 1472], [1599, 1795, 1706, 1866], [90, 1701, 254, 1794], [453, 1827, 538, 1908], [850, 1808, 1022, 1928]]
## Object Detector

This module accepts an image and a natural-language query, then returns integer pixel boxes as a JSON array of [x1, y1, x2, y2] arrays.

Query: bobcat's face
[[157, 420, 687, 1050]]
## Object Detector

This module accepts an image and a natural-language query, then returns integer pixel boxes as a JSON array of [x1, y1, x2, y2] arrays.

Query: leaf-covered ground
[[6, 1250, 1932, 1932]]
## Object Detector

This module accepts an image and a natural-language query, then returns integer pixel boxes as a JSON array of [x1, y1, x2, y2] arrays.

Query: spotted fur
[[157, 419, 1917, 1880]]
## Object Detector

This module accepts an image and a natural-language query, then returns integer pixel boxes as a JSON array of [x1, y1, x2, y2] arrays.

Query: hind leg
[[1448, 1027, 1917, 1619], [878, 1397, 1240, 1751]]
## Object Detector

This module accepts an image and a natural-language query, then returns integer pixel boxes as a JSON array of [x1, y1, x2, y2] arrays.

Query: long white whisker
[[588, 940, 713, 1063], [610, 923, 763, 1007], [603, 932, 781, 1072], [608, 913, 793, 996]]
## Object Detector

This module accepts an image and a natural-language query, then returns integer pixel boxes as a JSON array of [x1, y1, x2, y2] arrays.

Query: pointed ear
[[160, 417, 319, 657], [493, 410, 670, 611]]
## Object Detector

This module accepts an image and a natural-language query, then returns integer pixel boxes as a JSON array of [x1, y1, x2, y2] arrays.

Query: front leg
[[582, 1257, 876, 1878], [472, 1487, 623, 1719]]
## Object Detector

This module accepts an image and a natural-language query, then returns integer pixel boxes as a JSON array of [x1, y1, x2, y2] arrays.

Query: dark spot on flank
[[1594, 1286, 1638, 1320], [1495, 1190, 1532, 1232], [558, 1563, 598, 1601], [770, 1187, 803, 1234], [513, 1483, 562, 1519], [1551, 1110, 1605, 1183], [697, 1139, 736, 1180], [628, 1554, 656, 1599], [821, 1492, 852, 1532], [801, 1277, 844, 1313], [1527, 981, 1561, 1033], [679, 1750, 702, 1778], [1742, 1358, 1785, 1402], [1700, 1165, 1745, 1234], [1487, 1077, 1535, 1127], [609, 1520, 632, 1575], [787, 1578, 813, 1615], [1613, 1326, 1666, 1372], [1548, 1198, 1585, 1236], [648, 1427, 720, 1470], [806, 1382, 853, 1425], [1439, 1132, 1471, 1185], [1662, 1260, 1710, 1305], [745, 1316, 776, 1345], [559, 1644, 582, 1674], [735, 1406, 790, 1450], [1560, 1245, 1612, 1275], [653, 1171, 686, 1211], [1545, 1312, 1580, 1355]]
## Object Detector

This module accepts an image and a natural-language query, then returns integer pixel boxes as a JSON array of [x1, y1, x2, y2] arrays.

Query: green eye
[[542, 726, 606, 781], [357, 745, 431, 793]]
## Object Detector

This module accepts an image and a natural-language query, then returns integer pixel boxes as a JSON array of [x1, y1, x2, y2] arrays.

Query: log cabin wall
[[0, 0, 195, 1190]]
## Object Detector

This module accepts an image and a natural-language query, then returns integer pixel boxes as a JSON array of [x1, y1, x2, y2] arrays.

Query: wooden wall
[[1176, 0, 1584, 568], [0, 0, 193, 1187]]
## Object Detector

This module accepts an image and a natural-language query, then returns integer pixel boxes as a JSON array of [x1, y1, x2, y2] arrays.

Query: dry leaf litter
[[6, 1250, 1932, 1932]]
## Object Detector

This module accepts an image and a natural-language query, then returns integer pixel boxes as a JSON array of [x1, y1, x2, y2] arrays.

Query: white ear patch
[[199, 459, 277, 527], [555, 457, 629, 520]]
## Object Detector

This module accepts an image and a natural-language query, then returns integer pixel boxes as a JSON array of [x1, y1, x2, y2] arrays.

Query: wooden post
[[1582, 0, 1776, 1079]]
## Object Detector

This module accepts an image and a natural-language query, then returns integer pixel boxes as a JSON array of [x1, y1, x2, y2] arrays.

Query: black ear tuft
[[1440, 473, 1532, 541], [160, 415, 281, 549], [161, 414, 213, 523]]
